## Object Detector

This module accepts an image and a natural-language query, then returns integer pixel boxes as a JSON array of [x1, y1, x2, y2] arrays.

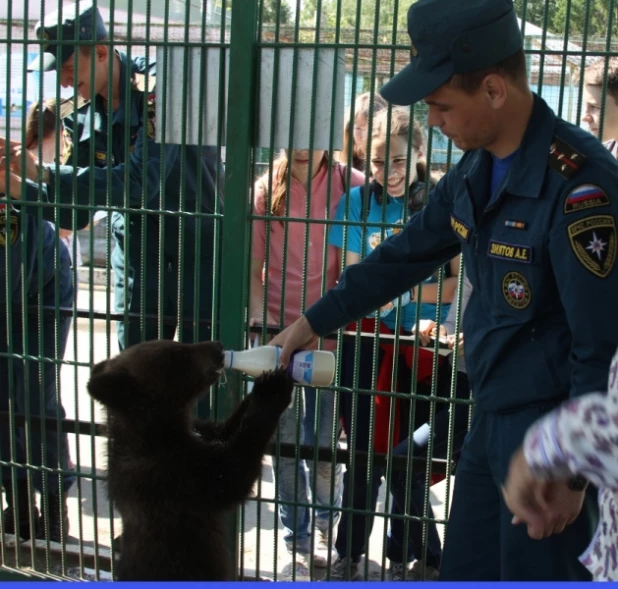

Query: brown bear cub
[[87, 339, 293, 581]]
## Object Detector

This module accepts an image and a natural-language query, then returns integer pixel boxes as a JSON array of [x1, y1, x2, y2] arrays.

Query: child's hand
[[412, 319, 436, 346]]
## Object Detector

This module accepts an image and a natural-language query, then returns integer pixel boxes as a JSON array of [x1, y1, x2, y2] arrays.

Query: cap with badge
[[27, 2, 108, 72], [380, 0, 523, 106]]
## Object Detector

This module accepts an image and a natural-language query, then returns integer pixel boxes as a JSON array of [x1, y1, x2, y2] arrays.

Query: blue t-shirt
[[329, 185, 450, 331], [490, 150, 518, 203]]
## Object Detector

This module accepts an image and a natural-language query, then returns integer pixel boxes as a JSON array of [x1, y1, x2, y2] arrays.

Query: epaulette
[[58, 95, 89, 119], [132, 71, 156, 93], [548, 136, 587, 180]]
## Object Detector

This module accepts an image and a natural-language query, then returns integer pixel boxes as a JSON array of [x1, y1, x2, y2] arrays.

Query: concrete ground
[[1, 276, 453, 581]]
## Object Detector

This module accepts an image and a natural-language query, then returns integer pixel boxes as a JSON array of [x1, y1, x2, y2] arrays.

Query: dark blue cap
[[380, 0, 523, 106], [27, 2, 108, 72]]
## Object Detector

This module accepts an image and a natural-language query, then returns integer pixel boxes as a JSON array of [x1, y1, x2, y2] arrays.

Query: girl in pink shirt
[[250, 149, 364, 576]]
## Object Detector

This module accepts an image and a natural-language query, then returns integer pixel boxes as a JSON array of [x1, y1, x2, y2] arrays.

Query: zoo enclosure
[[0, 0, 616, 581]]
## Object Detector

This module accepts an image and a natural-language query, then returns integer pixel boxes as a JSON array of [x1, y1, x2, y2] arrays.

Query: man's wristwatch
[[567, 475, 588, 492]]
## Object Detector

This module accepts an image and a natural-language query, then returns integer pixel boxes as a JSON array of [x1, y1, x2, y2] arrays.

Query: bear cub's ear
[[87, 360, 136, 411]]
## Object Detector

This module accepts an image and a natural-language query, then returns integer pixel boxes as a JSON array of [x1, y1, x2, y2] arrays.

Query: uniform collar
[[463, 93, 556, 202], [78, 51, 140, 142], [504, 93, 557, 199]]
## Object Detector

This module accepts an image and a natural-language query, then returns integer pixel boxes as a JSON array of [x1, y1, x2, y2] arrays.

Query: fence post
[[219, 0, 259, 578]]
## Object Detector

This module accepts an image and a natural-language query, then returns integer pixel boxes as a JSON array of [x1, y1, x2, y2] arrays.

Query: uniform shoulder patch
[[58, 95, 89, 120], [450, 214, 470, 242], [567, 214, 616, 278], [0, 208, 19, 248], [59, 127, 73, 165], [146, 93, 156, 140], [132, 72, 156, 93], [548, 136, 586, 179], [564, 184, 610, 214]]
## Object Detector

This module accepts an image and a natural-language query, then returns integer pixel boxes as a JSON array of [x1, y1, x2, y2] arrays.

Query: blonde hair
[[341, 91, 387, 171], [25, 98, 59, 150]]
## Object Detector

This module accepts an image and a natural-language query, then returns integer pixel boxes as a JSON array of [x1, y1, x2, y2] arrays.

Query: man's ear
[[87, 361, 136, 411]]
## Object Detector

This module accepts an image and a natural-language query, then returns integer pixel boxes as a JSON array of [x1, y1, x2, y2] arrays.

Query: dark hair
[[25, 98, 59, 150], [448, 48, 527, 94], [576, 58, 618, 104]]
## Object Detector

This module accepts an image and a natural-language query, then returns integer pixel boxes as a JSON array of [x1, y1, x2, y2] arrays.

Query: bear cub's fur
[[87, 339, 293, 580]]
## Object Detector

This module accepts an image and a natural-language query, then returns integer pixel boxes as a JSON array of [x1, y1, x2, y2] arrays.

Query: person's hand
[[0, 168, 24, 200], [502, 448, 583, 540], [269, 315, 319, 367], [0, 138, 39, 182], [446, 333, 464, 355], [412, 319, 436, 346]]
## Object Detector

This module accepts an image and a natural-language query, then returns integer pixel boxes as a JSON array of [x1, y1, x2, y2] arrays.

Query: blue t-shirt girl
[[329, 180, 455, 332]]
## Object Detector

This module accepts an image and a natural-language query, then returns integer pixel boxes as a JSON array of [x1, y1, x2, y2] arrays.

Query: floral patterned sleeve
[[523, 347, 618, 490]]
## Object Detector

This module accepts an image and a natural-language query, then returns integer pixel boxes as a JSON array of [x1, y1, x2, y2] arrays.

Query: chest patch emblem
[[564, 184, 610, 215], [502, 271, 531, 310], [488, 240, 532, 264], [450, 214, 470, 242], [567, 215, 616, 279]]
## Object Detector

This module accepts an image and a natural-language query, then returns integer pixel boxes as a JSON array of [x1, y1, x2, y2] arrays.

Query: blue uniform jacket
[[21, 51, 224, 266], [306, 95, 618, 413]]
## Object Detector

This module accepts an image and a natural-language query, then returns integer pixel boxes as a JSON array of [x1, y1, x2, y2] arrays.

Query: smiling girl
[[327, 106, 460, 580]]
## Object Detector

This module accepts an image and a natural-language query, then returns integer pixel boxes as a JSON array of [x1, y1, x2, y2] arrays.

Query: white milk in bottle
[[223, 345, 335, 387]]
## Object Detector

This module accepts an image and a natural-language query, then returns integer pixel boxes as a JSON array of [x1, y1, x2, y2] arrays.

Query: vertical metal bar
[[220, 0, 259, 577]]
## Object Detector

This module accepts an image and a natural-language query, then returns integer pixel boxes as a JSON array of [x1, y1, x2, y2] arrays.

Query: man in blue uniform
[[270, 0, 618, 581], [1, 2, 223, 352], [0, 202, 75, 542]]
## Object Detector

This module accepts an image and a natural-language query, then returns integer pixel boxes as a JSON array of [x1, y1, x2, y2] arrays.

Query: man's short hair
[[448, 48, 528, 94], [576, 58, 618, 104]]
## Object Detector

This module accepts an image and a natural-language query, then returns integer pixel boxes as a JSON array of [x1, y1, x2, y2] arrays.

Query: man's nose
[[427, 108, 441, 128], [59, 73, 72, 89]]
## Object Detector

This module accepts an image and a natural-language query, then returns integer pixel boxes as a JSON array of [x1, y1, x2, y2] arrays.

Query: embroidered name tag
[[450, 214, 470, 242], [488, 240, 532, 263]]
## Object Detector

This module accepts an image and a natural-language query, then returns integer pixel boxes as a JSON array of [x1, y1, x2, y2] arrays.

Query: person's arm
[[21, 91, 180, 230], [328, 186, 363, 274], [522, 366, 618, 490], [442, 271, 473, 336], [249, 180, 274, 327], [503, 350, 618, 539], [306, 175, 461, 337], [250, 255, 276, 326], [548, 167, 618, 399], [502, 166, 618, 538], [413, 275, 458, 304]]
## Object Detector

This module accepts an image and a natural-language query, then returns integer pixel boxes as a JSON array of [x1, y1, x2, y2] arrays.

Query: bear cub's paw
[[251, 368, 294, 407]]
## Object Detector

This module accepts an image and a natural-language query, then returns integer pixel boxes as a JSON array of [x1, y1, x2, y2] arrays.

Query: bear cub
[[87, 339, 293, 580]]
